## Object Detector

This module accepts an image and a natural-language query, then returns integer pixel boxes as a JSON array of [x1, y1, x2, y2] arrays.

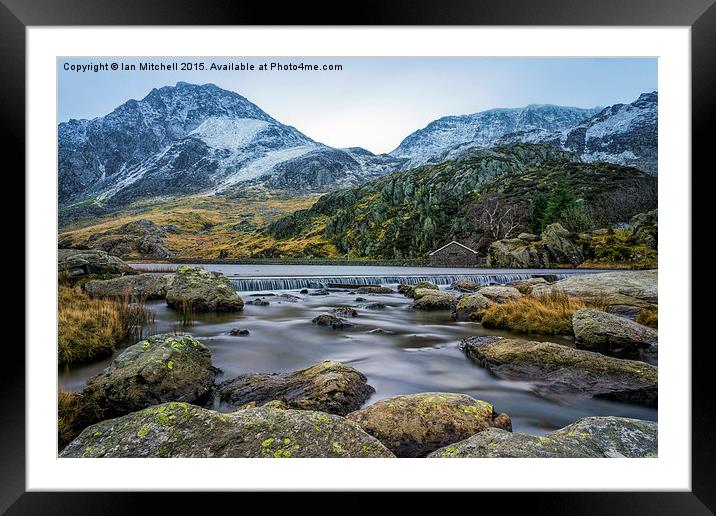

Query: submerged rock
[[81, 334, 216, 420], [83, 273, 172, 300], [312, 313, 354, 329], [60, 403, 394, 458], [413, 290, 458, 310], [460, 337, 657, 407], [531, 270, 657, 316], [477, 285, 522, 304], [229, 328, 250, 336], [429, 416, 657, 458], [572, 309, 658, 354], [330, 306, 358, 317], [451, 292, 493, 320], [58, 248, 137, 279], [218, 360, 374, 415], [361, 302, 386, 310], [309, 288, 330, 296], [165, 266, 243, 312], [347, 392, 511, 458], [248, 298, 270, 306], [356, 286, 394, 294]]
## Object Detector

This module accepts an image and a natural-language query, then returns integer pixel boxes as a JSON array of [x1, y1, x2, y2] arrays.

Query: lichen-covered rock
[[83, 273, 172, 300], [58, 248, 137, 279], [572, 309, 658, 354], [60, 403, 395, 458], [82, 334, 215, 419], [531, 270, 657, 316], [412, 290, 458, 310], [450, 279, 480, 292], [506, 276, 548, 295], [347, 393, 511, 458], [312, 313, 354, 329], [541, 223, 585, 265], [477, 285, 523, 304], [356, 286, 394, 294], [400, 281, 439, 298], [488, 238, 549, 268], [451, 292, 493, 320], [460, 337, 657, 407], [165, 266, 243, 312], [429, 416, 657, 458], [330, 306, 358, 317], [218, 360, 374, 415]]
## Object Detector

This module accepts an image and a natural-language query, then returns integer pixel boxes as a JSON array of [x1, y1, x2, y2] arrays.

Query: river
[[59, 265, 656, 436]]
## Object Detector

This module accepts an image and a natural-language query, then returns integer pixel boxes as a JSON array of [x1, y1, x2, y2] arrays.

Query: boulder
[[84, 219, 173, 259], [346, 393, 511, 458], [531, 270, 657, 315], [58, 248, 137, 279], [356, 286, 394, 294], [429, 416, 657, 458], [83, 273, 172, 300], [477, 285, 522, 304], [60, 403, 395, 458], [540, 223, 585, 265], [451, 292, 493, 320], [488, 238, 549, 268], [517, 232, 539, 242], [330, 306, 358, 317], [459, 336, 657, 407], [506, 276, 548, 295], [450, 279, 480, 292], [81, 334, 216, 420], [401, 281, 439, 298], [165, 266, 244, 312], [218, 360, 374, 415], [312, 314, 354, 329], [572, 309, 658, 354], [412, 290, 458, 310]]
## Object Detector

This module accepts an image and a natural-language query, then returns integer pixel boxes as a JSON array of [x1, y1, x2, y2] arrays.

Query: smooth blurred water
[[59, 281, 657, 436]]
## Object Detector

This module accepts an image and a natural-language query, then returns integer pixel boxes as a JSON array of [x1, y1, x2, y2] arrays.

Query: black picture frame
[[3, 0, 710, 512]]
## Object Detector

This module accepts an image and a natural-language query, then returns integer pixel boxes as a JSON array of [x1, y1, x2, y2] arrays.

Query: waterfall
[[229, 273, 568, 292]]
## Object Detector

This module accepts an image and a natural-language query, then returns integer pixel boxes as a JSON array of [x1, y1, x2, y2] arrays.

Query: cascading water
[[229, 273, 567, 292]]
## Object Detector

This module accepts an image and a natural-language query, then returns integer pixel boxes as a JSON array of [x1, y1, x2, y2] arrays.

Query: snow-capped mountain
[[390, 93, 658, 174], [389, 104, 601, 169], [59, 82, 405, 207]]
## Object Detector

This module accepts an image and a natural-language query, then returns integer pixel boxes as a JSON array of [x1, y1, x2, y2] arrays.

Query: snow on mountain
[[389, 104, 601, 169]]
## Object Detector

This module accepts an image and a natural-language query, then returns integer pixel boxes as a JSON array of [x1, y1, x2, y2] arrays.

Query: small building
[[428, 241, 481, 267]]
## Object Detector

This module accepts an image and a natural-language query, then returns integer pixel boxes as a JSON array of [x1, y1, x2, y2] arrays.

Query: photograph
[[55, 56, 660, 459]]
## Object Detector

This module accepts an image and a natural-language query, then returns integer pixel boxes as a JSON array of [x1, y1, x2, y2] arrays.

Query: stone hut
[[428, 241, 480, 267]]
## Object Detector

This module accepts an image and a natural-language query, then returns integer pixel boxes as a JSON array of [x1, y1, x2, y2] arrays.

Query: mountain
[[58, 82, 405, 209], [389, 104, 601, 169], [390, 93, 658, 175], [266, 143, 657, 260]]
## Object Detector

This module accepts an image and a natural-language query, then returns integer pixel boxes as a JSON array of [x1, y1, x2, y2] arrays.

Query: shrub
[[58, 284, 151, 365], [475, 291, 607, 335]]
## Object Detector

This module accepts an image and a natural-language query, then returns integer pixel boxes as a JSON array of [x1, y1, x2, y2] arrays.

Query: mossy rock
[[450, 279, 480, 292], [452, 292, 493, 320], [312, 313, 354, 329], [82, 334, 216, 420], [429, 416, 657, 458], [60, 403, 395, 458], [165, 266, 243, 312], [83, 273, 172, 300], [401, 282, 439, 298], [218, 360, 374, 416], [356, 286, 394, 294], [572, 309, 658, 355], [346, 392, 511, 457], [58, 248, 137, 279], [477, 285, 523, 304], [413, 291, 458, 310], [459, 336, 657, 407], [506, 277, 548, 295]]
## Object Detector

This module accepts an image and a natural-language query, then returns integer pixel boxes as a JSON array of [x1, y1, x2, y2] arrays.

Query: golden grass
[[475, 290, 608, 335], [58, 390, 105, 449], [635, 306, 658, 328], [58, 284, 151, 365]]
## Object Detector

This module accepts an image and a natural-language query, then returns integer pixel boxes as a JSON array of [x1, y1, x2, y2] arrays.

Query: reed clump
[[635, 306, 658, 328]]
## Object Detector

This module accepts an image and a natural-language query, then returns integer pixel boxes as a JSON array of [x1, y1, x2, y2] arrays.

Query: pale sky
[[58, 57, 657, 154]]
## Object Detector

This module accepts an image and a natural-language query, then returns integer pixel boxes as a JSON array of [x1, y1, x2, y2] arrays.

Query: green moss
[[332, 442, 346, 455], [136, 426, 150, 438], [166, 360, 174, 370]]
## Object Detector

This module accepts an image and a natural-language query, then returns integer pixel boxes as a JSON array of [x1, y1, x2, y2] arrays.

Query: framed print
[[4, 0, 712, 511]]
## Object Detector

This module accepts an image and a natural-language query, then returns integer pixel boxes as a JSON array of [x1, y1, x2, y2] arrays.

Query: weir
[[229, 272, 567, 292]]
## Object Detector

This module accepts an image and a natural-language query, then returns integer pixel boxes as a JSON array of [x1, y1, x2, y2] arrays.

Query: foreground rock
[[58, 248, 137, 279], [219, 361, 374, 415], [165, 266, 243, 312], [477, 285, 522, 304], [83, 273, 172, 300], [429, 416, 657, 458], [451, 292, 493, 320], [60, 403, 394, 458], [412, 290, 458, 310], [346, 393, 511, 457], [460, 337, 657, 407], [312, 314, 354, 329], [531, 270, 657, 316], [572, 309, 658, 354], [82, 334, 216, 420]]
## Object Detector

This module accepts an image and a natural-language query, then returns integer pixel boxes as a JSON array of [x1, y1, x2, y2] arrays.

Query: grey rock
[[572, 309, 658, 354], [165, 266, 244, 312], [83, 273, 172, 300]]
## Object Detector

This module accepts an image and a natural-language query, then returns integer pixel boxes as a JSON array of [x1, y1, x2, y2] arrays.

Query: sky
[[58, 57, 657, 154]]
